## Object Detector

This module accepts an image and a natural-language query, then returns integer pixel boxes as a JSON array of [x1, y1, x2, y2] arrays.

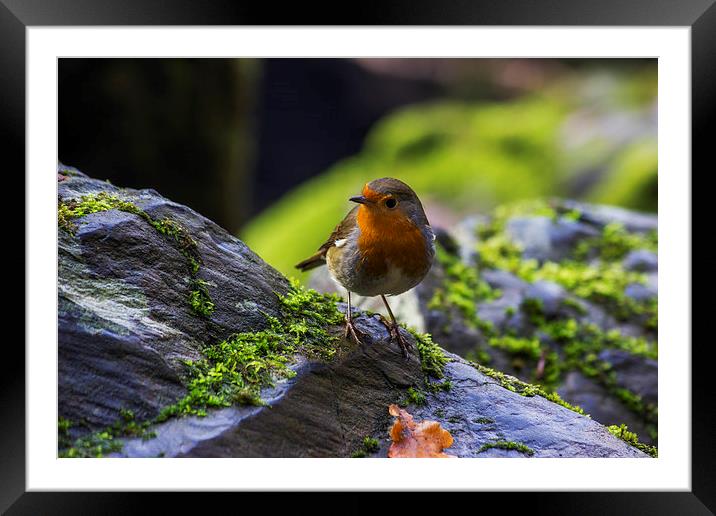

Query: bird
[[295, 177, 435, 357]]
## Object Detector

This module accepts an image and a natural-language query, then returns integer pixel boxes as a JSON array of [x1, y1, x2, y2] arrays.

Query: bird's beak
[[349, 195, 370, 205]]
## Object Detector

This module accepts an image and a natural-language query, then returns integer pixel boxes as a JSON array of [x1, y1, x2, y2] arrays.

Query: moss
[[608, 424, 658, 458], [60, 281, 349, 456], [151, 217, 202, 275], [561, 297, 588, 315], [471, 361, 588, 416], [520, 297, 546, 326], [189, 279, 215, 317], [59, 430, 124, 458], [408, 329, 450, 379], [425, 379, 452, 393], [58, 192, 215, 318], [488, 336, 542, 360], [575, 222, 657, 262], [431, 200, 657, 436], [478, 440, 535, 456], [428, 245, 500, 334], [473, 417, 495, 425], [401, 387, 427, 407], [156, 281, 345, 420], [58, 409, 156, 458], [475, 207, 655, 323], [57, 192, 146, 235], [351, 436, 381, 458]]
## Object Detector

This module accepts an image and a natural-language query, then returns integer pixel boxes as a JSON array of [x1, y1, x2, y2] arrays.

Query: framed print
[[5, 0, 713, 512]]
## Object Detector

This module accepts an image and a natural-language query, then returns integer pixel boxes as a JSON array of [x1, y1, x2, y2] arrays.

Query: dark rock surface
[[506, 216, 599, 263], [58, 164, 289, 432], [116, 315, 644, 458], [58, 166, 648, 458]]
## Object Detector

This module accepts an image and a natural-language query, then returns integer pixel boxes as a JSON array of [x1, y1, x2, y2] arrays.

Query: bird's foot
[[378, 315, 413, 359], [344, 316, 367, 347]]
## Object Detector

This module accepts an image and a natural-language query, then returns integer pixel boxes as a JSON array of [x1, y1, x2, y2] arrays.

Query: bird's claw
[[344, 317, 367, 347], [378, 315, 413, 359]]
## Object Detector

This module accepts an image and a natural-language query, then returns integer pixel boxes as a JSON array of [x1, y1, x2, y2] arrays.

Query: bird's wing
[[295, 206, 359, 271]]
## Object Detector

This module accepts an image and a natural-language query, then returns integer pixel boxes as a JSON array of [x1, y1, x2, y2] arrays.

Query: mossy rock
[[58, 166, 650, 458], [367, 198, 659, 445]]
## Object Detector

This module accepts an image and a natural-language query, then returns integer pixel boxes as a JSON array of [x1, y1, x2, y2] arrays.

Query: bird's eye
[[385, 198, 398, 209]]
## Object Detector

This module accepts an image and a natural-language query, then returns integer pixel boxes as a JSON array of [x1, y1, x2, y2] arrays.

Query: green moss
[[425, 379, 452, 393], [607, 424, 658, 458], [561, 297, 588, 315], [430, 200, 657, 435], [478, 440, 535, 456], [575, 222, 657, 262], [156, 281, 345, 420], [189, 279, 215, 317], [473, 417, 495, 425], [488, 336, 542, 360], [61, 281, 348, 456], [521, 298, 546, 326], [408, 329, 450, 379], [58, 409, 156, 458], [58, 192, 215, 318], [471, 361, 588, 416], [476, 208, 656, 323], [351, 436, 381, 458], [428, 245, 499, 334], [57, 192, 146, 235], [59, 430, 124, 458], [58, 417, 72, 435], [150, 217, 202, 275], [401, 387, 427, 407]]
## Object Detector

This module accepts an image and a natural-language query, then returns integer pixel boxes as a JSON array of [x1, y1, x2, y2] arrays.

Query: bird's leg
[[535, 348, 546, 381], [380, 295, 412, 358], [344, 291, 366, 346]]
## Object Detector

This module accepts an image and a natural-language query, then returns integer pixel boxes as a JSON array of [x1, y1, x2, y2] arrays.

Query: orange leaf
[[387, 404, 455, 458]]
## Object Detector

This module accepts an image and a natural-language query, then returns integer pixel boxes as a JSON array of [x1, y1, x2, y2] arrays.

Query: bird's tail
[[295, 251, 326, 272]]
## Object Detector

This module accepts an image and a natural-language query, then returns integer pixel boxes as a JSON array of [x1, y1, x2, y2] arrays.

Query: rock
[[481, 269, 530, 292], [116, 333, 645, 458], [557, 371, 650, 440], [623, 250, 658, 272], [506, 216, 599, 263], [625, 282, 657, 302], [380, 200, 660, 447], [557, 199, 657, 234], [598, 349, 658, 407], [524, 281, 568, 318], [58, 167, 647, 458], [450, 215, 490, 265], [59, 166, 289, 431]]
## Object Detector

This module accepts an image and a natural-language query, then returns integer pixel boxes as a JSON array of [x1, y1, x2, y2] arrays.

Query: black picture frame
[[5, 1, 712, 513]]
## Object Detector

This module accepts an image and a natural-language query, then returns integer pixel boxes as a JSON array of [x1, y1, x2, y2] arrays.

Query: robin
[[295, 177, 435, 357]]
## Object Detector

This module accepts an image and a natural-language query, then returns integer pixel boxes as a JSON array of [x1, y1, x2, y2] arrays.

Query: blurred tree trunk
[[59, 58, 259, 233]]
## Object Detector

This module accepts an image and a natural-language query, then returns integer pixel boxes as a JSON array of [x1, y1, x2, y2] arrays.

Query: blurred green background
[[59, 58, 656, 280]]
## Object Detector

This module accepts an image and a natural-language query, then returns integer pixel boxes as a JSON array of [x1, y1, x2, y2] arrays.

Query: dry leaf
[[387, 404, 455, 458]]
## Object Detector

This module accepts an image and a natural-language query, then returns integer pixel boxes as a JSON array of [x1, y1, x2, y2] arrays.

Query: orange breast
[[356, 205, 430, 278]]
